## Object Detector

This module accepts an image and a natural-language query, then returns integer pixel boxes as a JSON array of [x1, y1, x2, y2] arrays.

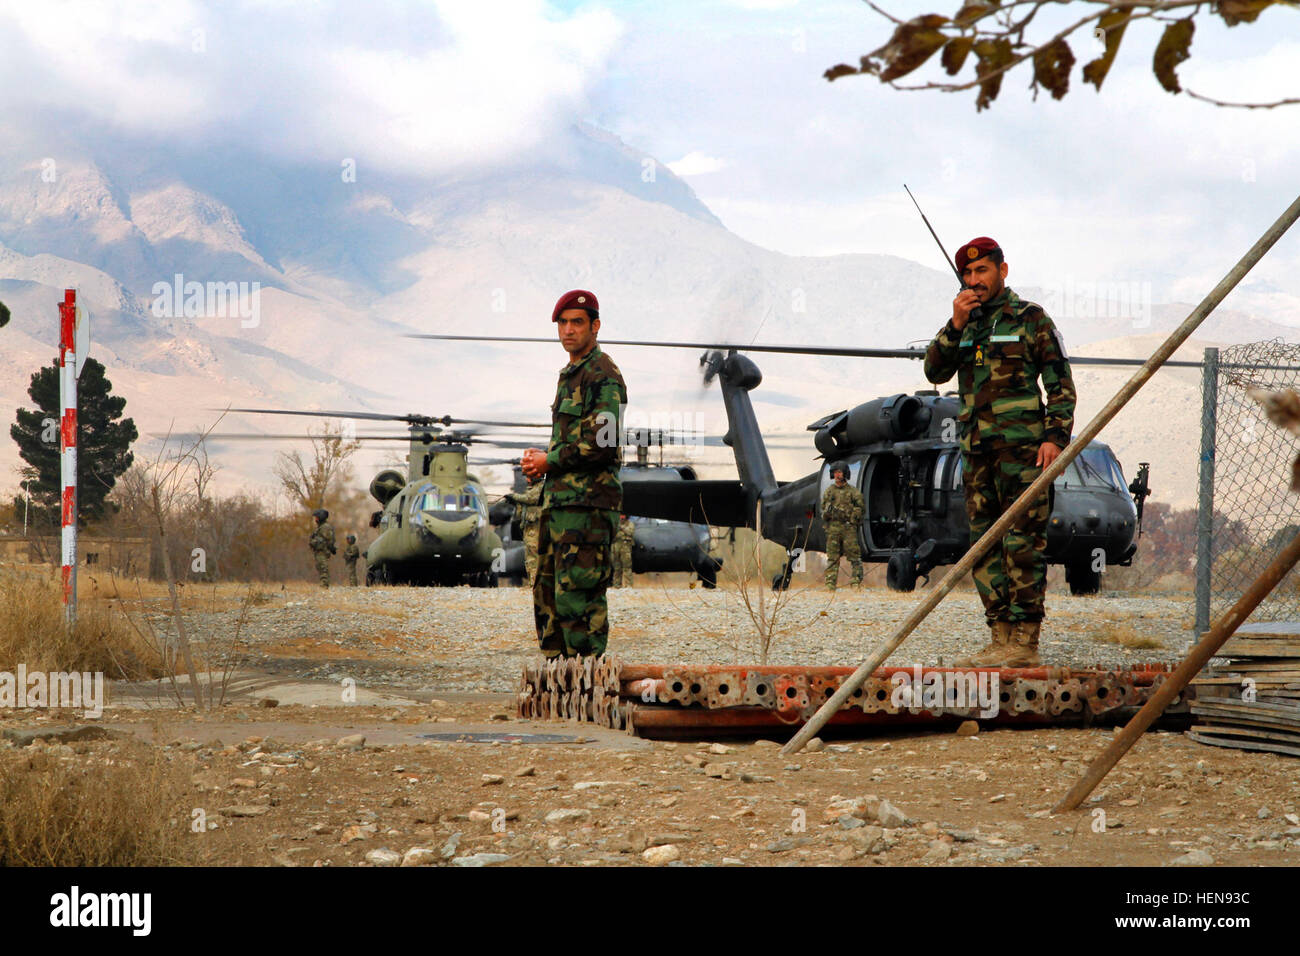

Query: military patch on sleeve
[[1051, 327, 1069, 359]]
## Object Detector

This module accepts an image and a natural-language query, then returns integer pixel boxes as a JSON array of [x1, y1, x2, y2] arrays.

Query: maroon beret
[[956, 236, 1001, 272], [551, 289, 599, 322]]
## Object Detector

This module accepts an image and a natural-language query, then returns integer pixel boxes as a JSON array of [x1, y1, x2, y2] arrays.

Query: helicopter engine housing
[[842, 394, 929, 448], [369, 469, 406, 505]]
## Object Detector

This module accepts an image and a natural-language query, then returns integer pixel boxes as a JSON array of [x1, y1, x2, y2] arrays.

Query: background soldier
[[821, 462, 864, 589], [308, 508, 336, 588], [506, 478, 543, 582], [923, 236, 1075, 667], [613, 514, 636, 588], [343, 533, 361, 586], [521, 289, 627, 658]]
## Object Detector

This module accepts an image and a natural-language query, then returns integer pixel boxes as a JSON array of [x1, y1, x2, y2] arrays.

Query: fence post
[[1194, 346, 1218, 636]]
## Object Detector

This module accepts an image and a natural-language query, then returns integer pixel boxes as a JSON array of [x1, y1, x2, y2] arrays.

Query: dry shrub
[[0, 568, 162, 678], [0, 741, 199, 866], [1092, 623, 1163, 650]]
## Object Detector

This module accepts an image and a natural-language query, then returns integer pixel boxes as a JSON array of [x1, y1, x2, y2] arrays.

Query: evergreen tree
[[10, 356, 138, 527]]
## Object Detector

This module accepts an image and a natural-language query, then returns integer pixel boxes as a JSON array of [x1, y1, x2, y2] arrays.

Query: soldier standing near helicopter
[[521, 290, 627, 658], [308, 509, 336, 589], [506, 477, 543, 581], [343, 533, 361, 586], [613, 514, 636, 587], [923, 237, 1075, 667], [821, 463, 864, 589]]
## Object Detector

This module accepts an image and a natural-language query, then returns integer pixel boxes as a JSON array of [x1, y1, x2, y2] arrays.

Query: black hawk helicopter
[[413, 336, 1163, 595]]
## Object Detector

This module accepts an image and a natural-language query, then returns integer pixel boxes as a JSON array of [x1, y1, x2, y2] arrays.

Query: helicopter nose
[[1084, 510, 1101, 530]]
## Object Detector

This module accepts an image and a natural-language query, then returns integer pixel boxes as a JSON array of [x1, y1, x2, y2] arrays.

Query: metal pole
[[1194, 347, 1219, 636], [58, 289, 78, 626], [1055, 525, 1300, 812], [783, 192, 1300, 756]]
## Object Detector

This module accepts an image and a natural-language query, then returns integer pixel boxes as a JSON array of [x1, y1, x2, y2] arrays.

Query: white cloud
[[0, 0, 624, 175], [666, 151, 729, 176]]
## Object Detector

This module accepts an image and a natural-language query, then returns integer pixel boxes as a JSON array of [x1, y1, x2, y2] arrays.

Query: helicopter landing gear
[[1066, 556, 1102, 596], [886, 551, 917, 592], [696, 558, 719, 590], [771, 561, 794, 592]]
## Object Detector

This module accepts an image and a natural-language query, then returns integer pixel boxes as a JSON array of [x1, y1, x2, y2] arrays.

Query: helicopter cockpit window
[[1072, 448, 1126, 491]]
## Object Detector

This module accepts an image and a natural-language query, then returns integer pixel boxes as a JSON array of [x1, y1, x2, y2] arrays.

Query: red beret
[[956, 237, 1001, 272], [551, 289, 599, 322]]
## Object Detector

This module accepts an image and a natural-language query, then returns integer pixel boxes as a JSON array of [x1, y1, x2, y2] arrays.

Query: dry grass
[[1091, 623, 1164, 650], [0, 568, 163, 678], [0, 740, 200, 866]]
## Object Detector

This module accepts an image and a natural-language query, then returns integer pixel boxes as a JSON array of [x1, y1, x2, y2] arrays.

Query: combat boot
[[955, 621, 1013, 667], [1002, 621, 1042, 667]]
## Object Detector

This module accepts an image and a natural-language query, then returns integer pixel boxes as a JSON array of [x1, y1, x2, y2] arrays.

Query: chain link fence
[[1196, 340, 1300, 632]]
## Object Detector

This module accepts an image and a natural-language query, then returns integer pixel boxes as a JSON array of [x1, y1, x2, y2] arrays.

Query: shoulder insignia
[[1051, 327, 1069, 360]]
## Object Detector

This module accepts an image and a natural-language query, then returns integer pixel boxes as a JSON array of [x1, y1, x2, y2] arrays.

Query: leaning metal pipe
[[783, 191, 1300, 756], [1054, 526, 1300, 812]]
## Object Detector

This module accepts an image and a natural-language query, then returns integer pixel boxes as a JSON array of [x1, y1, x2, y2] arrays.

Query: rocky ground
[[6, 579, 1292, 868], [151, 579, 1197, 694], [3, 698, 1297, 868]]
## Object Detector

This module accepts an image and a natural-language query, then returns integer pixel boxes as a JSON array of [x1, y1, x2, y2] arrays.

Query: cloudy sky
[[2, 0, 1298, 320]]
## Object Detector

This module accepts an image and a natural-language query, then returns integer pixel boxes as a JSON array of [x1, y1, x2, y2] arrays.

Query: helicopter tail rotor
[[699, 350, 725, 387]]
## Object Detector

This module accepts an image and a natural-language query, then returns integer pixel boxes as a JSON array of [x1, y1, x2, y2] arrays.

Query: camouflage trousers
[[824, 521, 862, 588], [313, 551, 330, 588], [964, 443, 1050, 624], [345, 559, 359, 587], [533, 506, 617, 658], [612, 540, 633, 587], [523, 523, 539, 583]]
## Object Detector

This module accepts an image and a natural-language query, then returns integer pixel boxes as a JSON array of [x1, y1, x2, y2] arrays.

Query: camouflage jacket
[[543, 345, 627, 511], [923, 287, 1076, 452], [509, 482, 543, 527], [821, 483, 864, 525], [617, 517, 636, 547], [309, 521, 336, 555], [343, 543, 360, 564]]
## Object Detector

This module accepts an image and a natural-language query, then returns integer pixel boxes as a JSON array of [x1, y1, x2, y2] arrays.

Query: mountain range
[[2, 124, 1296, 513]]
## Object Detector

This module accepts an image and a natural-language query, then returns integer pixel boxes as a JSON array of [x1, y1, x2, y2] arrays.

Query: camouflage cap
[[552, 289, 599, 322], [956, 236, 1001, 271]]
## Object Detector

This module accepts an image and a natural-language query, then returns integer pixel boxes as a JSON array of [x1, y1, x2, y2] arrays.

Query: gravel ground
[[166, 582, 1197, 694]]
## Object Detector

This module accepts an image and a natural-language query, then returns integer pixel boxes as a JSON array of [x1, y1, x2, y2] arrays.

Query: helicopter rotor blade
[[220, 407, 550, 428], [408, 334, 1203, 368]]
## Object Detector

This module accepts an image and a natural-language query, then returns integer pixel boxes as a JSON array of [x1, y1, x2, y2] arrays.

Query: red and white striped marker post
[[59, 288, 78, 624]]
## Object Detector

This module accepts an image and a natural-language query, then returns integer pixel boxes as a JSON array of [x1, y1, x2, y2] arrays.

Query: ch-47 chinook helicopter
[[224, 408, 548, 586], [414, 336, 1171, 595]]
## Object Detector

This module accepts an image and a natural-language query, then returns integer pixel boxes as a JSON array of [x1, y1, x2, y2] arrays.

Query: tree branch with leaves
[[828, 1, 1298, 111]]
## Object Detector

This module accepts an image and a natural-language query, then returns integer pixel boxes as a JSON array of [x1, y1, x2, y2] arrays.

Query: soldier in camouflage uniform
[[506, 478, 543, 582], [924, 236, 1076, 667], [821, 463, 864, 589], [613, 514, 636, 588], [343, 533, 361, 586], [521, 290, 627, 658], [308, 509, 336, 588]]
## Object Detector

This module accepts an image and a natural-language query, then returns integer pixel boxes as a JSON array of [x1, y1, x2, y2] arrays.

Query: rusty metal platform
[[517, 658, 1190, 739]]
